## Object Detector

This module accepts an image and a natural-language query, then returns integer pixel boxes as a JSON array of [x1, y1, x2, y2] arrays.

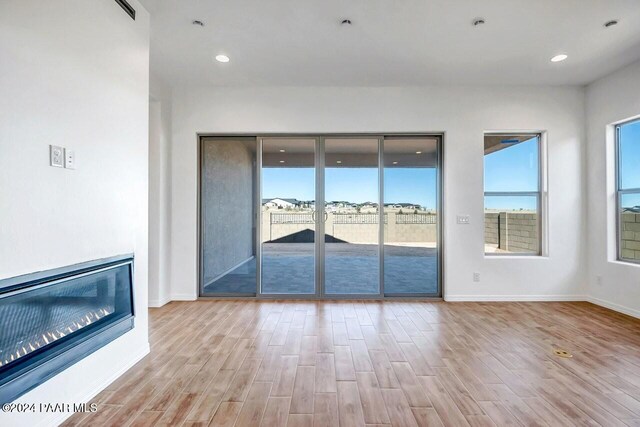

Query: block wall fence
[[261, 211, 640, 258], [622, 212, 640, 261]]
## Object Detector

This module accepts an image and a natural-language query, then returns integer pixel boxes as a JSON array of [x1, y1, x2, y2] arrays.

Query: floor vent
[[115, 0, 136, 20], [553, 349, 573, 358]]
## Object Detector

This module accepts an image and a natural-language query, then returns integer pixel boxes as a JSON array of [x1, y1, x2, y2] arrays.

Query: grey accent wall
[[202, 140, 255, 284]]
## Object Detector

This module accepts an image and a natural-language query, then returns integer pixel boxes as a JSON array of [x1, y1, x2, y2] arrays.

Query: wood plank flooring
[[63, 300, 640, 426]]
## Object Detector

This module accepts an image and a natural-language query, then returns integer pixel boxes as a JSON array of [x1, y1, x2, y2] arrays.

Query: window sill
[[484, 254, 548, 260], [609, 259, 640, 268]]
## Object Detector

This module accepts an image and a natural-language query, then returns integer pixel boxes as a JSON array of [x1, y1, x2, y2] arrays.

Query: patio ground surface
[[203, 243, 439, 295]]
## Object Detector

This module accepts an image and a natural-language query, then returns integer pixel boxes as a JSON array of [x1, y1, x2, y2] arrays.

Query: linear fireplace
[[0, 254, 135, 403]]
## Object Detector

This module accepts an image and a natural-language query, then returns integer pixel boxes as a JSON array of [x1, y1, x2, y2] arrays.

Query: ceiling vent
[[115, 0, 136, 20]]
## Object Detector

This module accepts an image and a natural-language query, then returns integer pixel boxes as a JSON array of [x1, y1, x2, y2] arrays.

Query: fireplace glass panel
[[0, 263, 132, 370]]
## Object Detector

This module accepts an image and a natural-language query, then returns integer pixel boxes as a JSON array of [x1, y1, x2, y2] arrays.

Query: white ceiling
[[139, 0, 640, 87]]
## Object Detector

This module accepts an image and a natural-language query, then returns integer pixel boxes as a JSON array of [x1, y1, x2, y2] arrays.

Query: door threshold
[[197, 296, 444, 301]]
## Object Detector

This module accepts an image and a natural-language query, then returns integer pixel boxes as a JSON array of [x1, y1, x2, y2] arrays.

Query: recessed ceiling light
[[550, 54, 568, 63], [215, 54, 230, 63], [279, 149, 285, 153], [336, 160, 342, 164], [472, 18, 485, 26], [279, 160, 285, 163], [393, 161, 398, 165], [192, 20, 205, 27], [416, 151, 422, 154], [604, 19, 619, 28]]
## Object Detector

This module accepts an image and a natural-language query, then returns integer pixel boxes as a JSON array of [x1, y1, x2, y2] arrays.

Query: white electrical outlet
[[457, 215, 470, 224], [473, 272, 480, 282], [64, 149, 76, 169], [50, 145, 64, 168]]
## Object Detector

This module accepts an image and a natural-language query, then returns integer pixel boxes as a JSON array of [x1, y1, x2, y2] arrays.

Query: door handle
[[311, 211, 328, 222]]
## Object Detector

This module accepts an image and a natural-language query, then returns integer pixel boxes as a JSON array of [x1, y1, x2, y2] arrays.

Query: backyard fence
[[270, 212, 436, 225], [271, 213, 314, 224], [333, 213, 387, 224], [622, 212, 640, 261], [263, 211, 437, 243], [395, 213, 437, 224], [484, 212, 538, 252]]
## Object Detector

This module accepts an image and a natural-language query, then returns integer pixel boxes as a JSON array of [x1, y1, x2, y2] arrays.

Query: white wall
[[586, 59, 640, 318], [149, 72, 172, 307], [169, 85, 587, 301], [0, 1, 150, 425]]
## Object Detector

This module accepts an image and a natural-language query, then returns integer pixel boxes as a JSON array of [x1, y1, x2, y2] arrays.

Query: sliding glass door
[[383, 137, 440, 296], [323, 137, 381, 296], [200, 135, 442, 298], [200, 137, 258, 296], [260, 137, 318, 295]]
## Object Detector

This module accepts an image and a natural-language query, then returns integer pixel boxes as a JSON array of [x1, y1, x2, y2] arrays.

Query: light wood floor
[[63, 300, 640, 426]]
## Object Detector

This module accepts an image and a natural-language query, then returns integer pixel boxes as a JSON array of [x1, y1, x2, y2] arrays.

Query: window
[[484, 133, 542, 255], [616, 119, 640, 263]]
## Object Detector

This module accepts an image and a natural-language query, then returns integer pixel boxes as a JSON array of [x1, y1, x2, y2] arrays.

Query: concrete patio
[[203, 243, 438, 295]]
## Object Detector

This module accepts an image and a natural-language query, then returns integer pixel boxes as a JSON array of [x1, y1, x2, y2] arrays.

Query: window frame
[[483, 132, 545, 257], [615, 119, 640, 264]]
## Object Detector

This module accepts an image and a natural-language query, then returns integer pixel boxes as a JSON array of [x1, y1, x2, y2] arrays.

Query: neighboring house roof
[[262, 198, 300, 204], [385, 202, 418, 207]]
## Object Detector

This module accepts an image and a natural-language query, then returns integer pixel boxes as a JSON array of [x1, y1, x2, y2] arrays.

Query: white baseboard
[[587, 296, 640, 319], [153, 293, 640, 318], [149, 295, 171, 308], [170, 293, 197, 301], [444, 294, 639, 319], [44, 342, 150, 427], [444, 294, 586, 302]]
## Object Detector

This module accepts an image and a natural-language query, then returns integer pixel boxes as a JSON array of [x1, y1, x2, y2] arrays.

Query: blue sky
[[484, 136, 538, 210], [620, 120, 640, 209], [263, 125, 640, 211], [263, 168, 315, 202], [620, 120, 640, 193]]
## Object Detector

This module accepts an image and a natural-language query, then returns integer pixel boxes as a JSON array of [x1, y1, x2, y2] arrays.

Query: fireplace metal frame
[[0, 254, 135, 404]]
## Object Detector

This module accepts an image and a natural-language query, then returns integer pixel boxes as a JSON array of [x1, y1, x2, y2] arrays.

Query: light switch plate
[[64, 149, 75, 169], [457, 215, 470, 224], [50, 145, 64, 168]]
